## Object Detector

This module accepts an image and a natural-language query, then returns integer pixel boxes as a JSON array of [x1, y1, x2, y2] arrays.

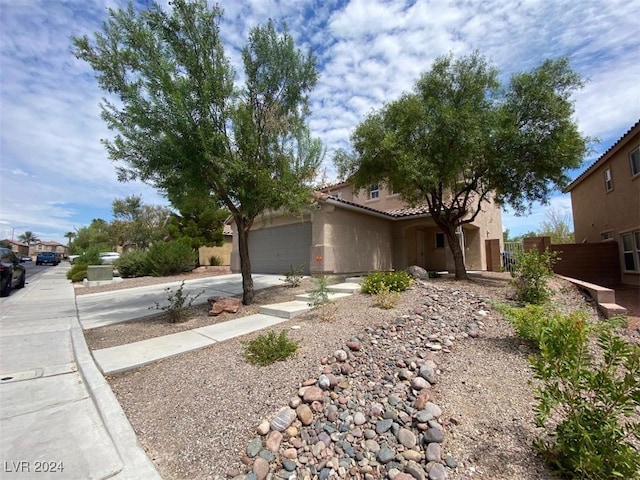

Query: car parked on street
[[99, 252, 120, 264], [0, 247, 26, 296], [36, 252, 60, 265], [20, 256, 32, 262]]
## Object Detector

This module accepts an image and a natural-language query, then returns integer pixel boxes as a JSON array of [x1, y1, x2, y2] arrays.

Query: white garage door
[[248, 222, 312, 274]]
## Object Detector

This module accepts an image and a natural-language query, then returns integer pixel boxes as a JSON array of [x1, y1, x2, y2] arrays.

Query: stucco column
[[310, 204, 336, 274]]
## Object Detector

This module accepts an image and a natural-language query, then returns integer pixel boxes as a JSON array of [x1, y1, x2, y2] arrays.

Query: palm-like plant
[[17, 231, 40, 251]]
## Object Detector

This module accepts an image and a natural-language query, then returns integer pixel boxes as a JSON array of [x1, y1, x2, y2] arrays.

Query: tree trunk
[[235, 216, 255, 305], [441, 224, 469, 281]]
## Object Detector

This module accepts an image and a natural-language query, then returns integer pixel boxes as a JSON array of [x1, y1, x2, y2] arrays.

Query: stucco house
[[30, 241, 68, 257], [565, 119, 640, 286], [230, 182, 503, 276]]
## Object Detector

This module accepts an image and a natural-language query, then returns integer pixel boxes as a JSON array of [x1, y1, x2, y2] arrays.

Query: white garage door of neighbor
[[248, 222, 312, 274]]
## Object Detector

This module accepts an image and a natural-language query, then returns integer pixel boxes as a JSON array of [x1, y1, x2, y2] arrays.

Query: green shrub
[[283, 264, 304, 287], [361, 270, 412, 294], [116, 250, 150, 278], [67, 265, 88, 282], [510, 249, 557, 304], [149, 280, 203, 322], [73, 247, 102, 267], [374, 284, 400, 309], [307, 275, 335, 320], [209, 255, 223, 266], [145, 240, 196, 276], [495, 303, 559, 346], [505, 305, 640, 479], [243, 330, 300, 366]]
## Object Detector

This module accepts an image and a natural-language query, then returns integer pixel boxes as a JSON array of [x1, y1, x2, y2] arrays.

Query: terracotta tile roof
[[384, 204, 431, 217], [315, 191, 432, 219]]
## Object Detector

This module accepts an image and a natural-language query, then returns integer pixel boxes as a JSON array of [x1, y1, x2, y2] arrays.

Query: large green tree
[[73, 0, 322, 304], [336, 52, 589, 280], [111, 195, 172, 249]]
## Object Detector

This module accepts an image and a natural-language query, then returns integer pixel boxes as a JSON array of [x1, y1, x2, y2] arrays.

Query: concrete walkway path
[[0, 266, 160, 479]]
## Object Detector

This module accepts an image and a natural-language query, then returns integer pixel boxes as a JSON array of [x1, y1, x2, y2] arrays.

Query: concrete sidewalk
[[0, 266, 160, 479]]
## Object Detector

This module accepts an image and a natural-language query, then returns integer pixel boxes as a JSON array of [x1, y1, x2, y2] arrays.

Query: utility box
[[87, 265, 113, 282]]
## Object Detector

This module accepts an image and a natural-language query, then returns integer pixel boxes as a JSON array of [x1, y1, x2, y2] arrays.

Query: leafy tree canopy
[[336, 52, 589, 279], [73, 0, 323, 304]]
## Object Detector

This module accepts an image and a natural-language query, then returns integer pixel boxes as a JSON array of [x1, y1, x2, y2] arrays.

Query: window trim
[[604, 167, 613, 192], [621, 230, 640, 272], [630, 146, 640, 178], [369, 184, 380, 199]]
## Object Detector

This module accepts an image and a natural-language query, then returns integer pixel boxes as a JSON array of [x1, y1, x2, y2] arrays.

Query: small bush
[[67, 265, 88, 282], [145, 240, 196, 276], [283, 264, 304, 287], [150, 280, 203, 322], [374, 284, 400, 309], [495, 303, 559, 346], [209, 255, 223, 266], [116, 250, 150, 278], [361, 271, 412, 294], [243, 330, 300, 366], [510, 249, 557, 304], [73, 247, 102, 267]]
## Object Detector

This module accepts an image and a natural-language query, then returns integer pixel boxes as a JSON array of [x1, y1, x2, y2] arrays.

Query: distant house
[[230, 182, 503, 275], [1, 239, 29, 257], [31, 241, 68, 258], [566, 120, 640, 286]]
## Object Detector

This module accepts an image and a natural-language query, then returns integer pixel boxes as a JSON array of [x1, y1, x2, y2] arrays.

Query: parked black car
[[36, 252, 59, 266], [0, 247, 26, 297]]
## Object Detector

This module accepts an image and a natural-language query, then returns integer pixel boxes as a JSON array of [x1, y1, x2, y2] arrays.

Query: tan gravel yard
[[78, 271, 638, 479]]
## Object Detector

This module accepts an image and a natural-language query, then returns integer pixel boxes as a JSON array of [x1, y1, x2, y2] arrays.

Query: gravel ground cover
[[78, 271, 639, 479]]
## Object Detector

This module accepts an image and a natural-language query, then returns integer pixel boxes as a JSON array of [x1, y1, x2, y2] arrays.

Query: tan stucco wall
[[199, 237, 232, 265], [310, 204, 393, 274], [570, 128, 640, 285]]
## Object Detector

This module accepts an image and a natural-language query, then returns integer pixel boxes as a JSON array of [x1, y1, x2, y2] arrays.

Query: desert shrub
[[361, 270, 412, 294], [149, 280, 203, 322], [116, 250, 150, 278], [283, 264, 304, 287], [510, 249, 557, 304], [243, 330, 300, 366], [67, 265, 88, 282], [495, 303, 560, 346], [145, 240, 196, 276], [72, 247, 102, 267], [504, 304, 640, 479], [307, 275, 335, 320], [374, 284, 400, 309], [209, 255, 223, 266]]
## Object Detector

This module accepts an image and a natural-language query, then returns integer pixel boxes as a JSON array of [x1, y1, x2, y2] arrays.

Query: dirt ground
[[614, 284, 640, 329]]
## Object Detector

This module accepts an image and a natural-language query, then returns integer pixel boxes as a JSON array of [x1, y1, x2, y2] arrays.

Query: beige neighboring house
[[2, 240, 29, 257], [566, 119, 640, 286], [230, 182, 503, 276], [30, 241, 68, 257]]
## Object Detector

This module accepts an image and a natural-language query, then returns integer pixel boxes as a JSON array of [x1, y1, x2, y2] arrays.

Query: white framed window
[[630, 147, 640, 177], [621, 230, 640, 271], [604, 167, 613, 192], [369, 184, 379, 199], [601, 231, 614, 241]]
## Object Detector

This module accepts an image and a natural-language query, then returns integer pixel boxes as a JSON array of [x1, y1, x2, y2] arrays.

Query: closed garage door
[[248, 222, 312, 274]]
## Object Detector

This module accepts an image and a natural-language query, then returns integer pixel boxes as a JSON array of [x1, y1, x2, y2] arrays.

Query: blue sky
[[1, 0, 638, 245]]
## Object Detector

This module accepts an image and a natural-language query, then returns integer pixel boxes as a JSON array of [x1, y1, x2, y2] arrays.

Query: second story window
[[369, 184, 379, 199], [630, 147, 640, 177], [604, 168, 613, 192]]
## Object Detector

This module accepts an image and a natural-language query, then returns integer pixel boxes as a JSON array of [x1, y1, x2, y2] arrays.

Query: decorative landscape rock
[[238, 281, 495, 478], [207, 296, 242, 316], [406, 265, 429, 279]]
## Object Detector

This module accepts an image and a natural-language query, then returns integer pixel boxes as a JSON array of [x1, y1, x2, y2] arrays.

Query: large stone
[[296, 404, 313, 425], [270, 407, 297, 432], [207, 296, 242, 316], [406, 265, 429, 279], [397, 428, 417, 449], [302, 386, 324, 403], [265, 430, 283, 452], [253, 457, 270, 480]]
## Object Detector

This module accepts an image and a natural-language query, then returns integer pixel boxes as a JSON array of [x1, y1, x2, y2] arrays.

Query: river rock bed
[[234, 281, 493, 480]]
